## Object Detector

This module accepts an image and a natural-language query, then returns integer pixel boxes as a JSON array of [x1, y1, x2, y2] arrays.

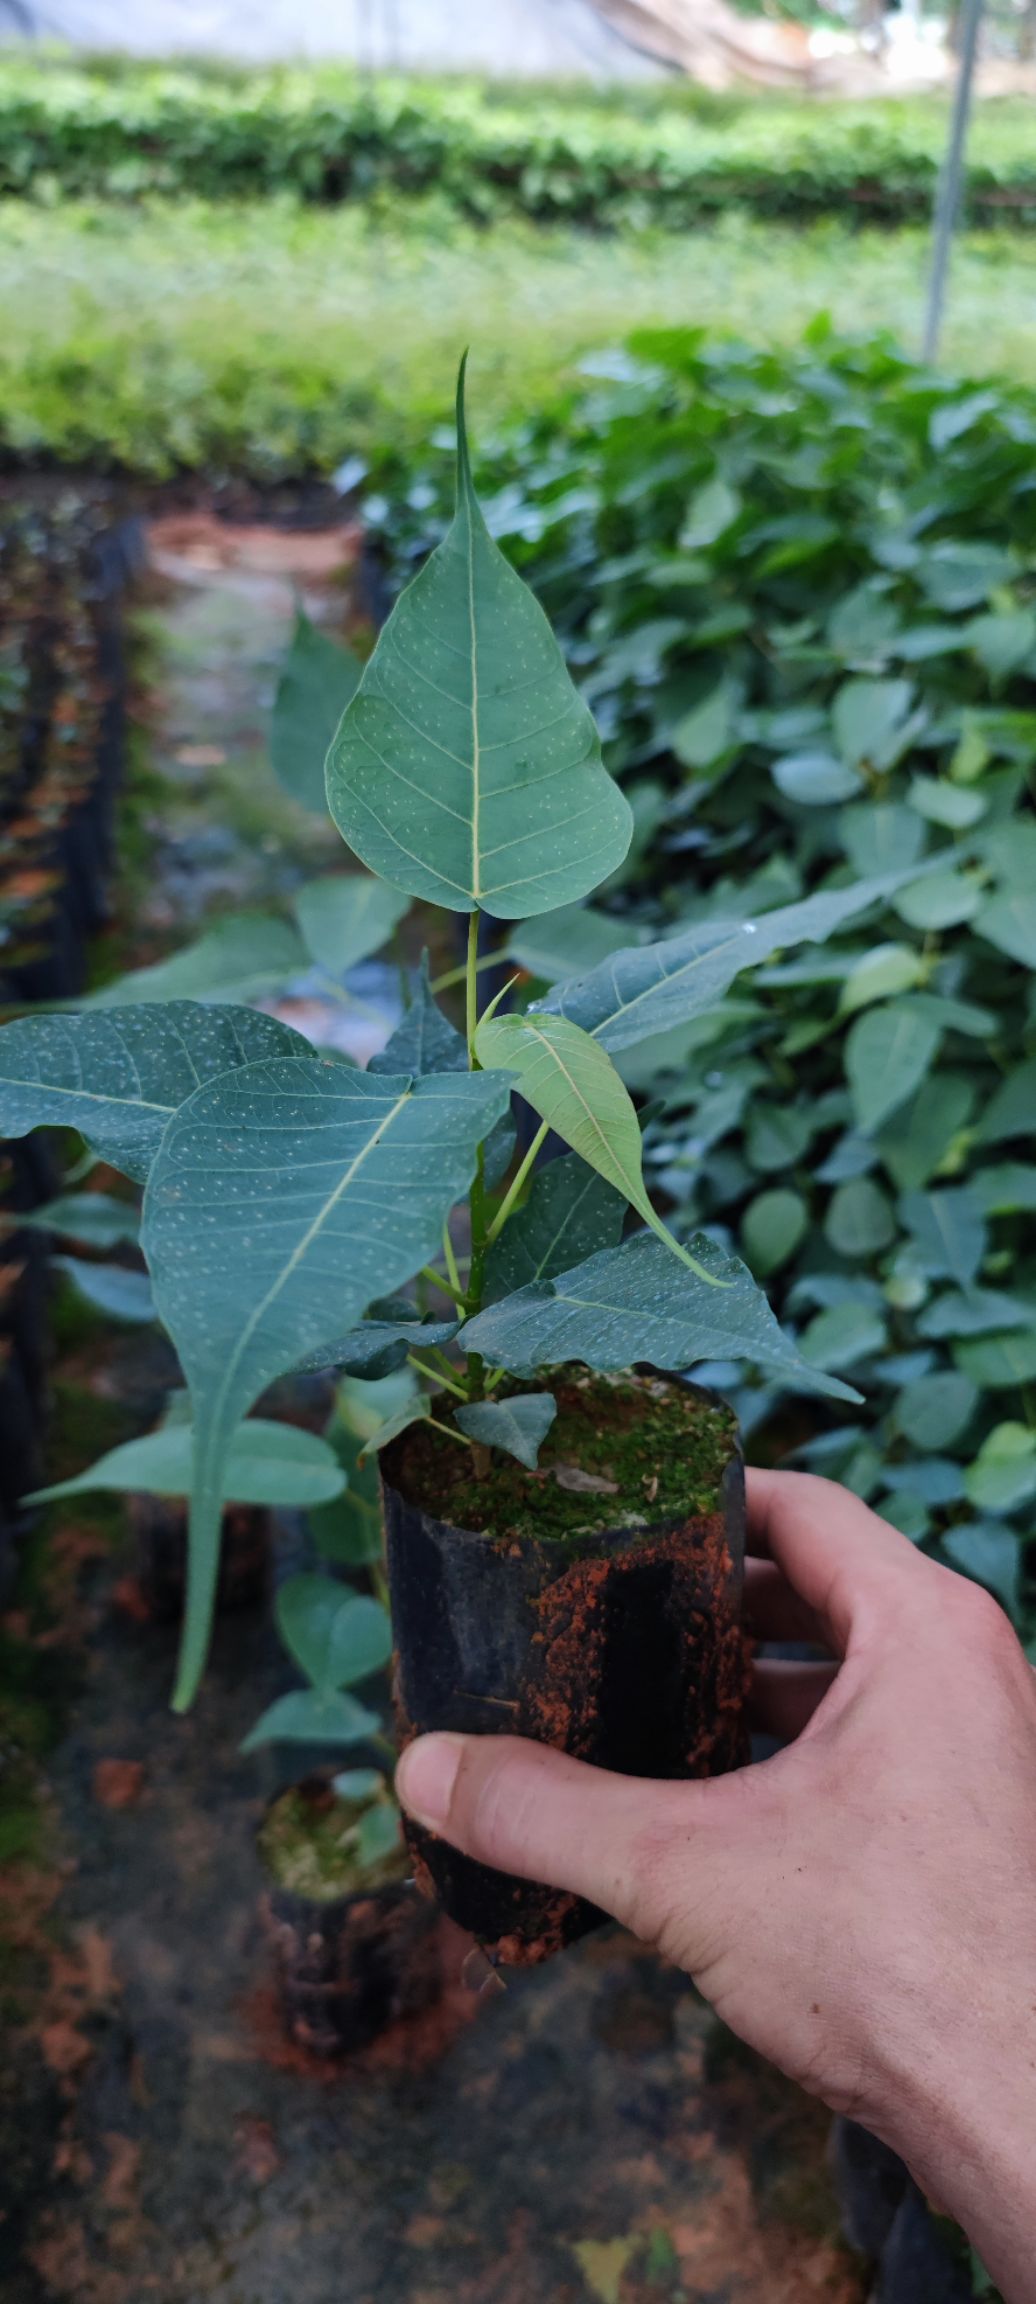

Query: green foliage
[[5, 198, 1036, 481], [0, 60, 1034, 227], [26, 1419, 347, 1509], [143, 1058, 510, 1707], [0, 1001, 307, 1177], [384, 328, 1036, 1632], [327, 362, 631, 916], [271, 609, 361, 815], [455, 1391, 557, 1469], [9, 351, 1002, 1715]]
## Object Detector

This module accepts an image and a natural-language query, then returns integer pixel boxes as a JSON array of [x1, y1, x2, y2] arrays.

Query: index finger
[[745, 1468, 938, 1653]]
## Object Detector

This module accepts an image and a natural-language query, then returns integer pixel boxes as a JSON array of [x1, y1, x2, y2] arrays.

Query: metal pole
[[921, 0, 985, 364]]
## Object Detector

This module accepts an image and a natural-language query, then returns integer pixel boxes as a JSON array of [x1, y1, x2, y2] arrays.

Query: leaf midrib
[[196, 1085, 413, 1466]]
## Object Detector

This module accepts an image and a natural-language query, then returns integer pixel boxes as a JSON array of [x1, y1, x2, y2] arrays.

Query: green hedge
[[2, 59, 1036, 226], [374, 331, 1036, 1639]]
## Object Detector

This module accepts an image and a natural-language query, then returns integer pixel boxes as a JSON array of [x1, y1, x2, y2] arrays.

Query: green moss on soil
[[402, 1373, 738, 1547], [259, 1785, 407, 1903]]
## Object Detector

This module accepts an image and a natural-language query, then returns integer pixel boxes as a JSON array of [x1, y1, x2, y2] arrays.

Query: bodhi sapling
[[4, 359, 924, 1960]]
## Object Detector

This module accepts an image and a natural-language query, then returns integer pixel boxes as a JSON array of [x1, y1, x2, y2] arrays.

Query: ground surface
[[2, 200, 1035, 476], [0, 524, 870, 2304]]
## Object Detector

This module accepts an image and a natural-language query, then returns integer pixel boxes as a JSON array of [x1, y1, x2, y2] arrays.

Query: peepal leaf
[[846, 1006, 941, 1132], [326, 360, 632, 918], [455, 1392, 557, 1469], [484, 1151, 624, 1302], [142, 1058, 510, 1709], [293, 874, 410, 979], [271, 609, 361, 816], [87, 914, 307, 1008], [241, 1688, 379, 1754], [276, 1577, 391, 1694], [21, 1193, 140, 1249], [540, 870, 932, 1053], [56, 1258, 155, 1325], [369, 955, 466, 1076], [368, 954, 516, 1185], [26, 1419, 347, 1509], [474, 1009, 716, 1281], [0, 1002, 309, 1183], [463, 1230, 860, 1403], [295, 1300, 460, 1380]]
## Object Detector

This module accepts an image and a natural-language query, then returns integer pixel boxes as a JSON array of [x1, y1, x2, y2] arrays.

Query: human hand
[[396, 1470, 1036, 2303]]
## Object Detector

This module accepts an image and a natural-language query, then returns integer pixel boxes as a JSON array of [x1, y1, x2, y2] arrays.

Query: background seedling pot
[[259, 1778, 441, 2058], [383, 1377, 746, 1965]]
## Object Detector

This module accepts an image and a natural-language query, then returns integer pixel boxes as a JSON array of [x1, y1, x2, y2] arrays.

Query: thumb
[[395, 1730, 733, 1949]]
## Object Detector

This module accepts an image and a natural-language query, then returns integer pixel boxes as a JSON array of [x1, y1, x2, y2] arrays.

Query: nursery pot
[[131, 1494, 272, 1622], [259, 1777, 441, 2058], [382, 1372, 746, 1964]]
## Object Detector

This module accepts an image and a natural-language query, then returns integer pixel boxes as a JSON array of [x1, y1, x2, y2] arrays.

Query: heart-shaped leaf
[[293, 873, 410, 979], [240, 1688, 380, 1754], [326, 360, 632, 919], [0, 1002, 308, 1182], [26, 1419, 347, 1510], [455, 1391, 557, 1468], [276, 1576, 392, 1694], [87, 914, 307, 1008], [270, 608, 361, 815], [142, 1057, 510, 1709], [463, 1229, 859, 1403]]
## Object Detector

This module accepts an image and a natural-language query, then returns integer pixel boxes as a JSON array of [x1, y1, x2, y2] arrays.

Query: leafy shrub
[[374, 329, 1036, 1638], [1, 58, 1035, 226]]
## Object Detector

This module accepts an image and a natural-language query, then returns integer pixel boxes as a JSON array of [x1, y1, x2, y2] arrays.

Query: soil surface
[[397, 1375, 739, 1548], [0, 512, 868, 2304]]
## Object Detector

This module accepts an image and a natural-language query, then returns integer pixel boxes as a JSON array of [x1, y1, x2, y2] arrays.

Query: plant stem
[[418, 1262, 466, 1307], [408, 1352, 467, 1399], [465, 909, 481, 1060], [441, 1224, 462, 1296], [430, 950, 499, 997], [465, 906, 489, 1399], [427, 1413, 474, 1449], [483, 1119, 550, 1248], [370, 1561, 391, 1613]]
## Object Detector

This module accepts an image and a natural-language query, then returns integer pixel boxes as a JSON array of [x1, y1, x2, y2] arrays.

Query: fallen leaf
[[570, 2235, 639, 2304], [92, 1761, 145, 1810], [553, 1465, 619, 1495]]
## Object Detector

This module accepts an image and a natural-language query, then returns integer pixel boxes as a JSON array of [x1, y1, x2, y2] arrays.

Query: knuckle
[[933, 1562, 1013, 1652]]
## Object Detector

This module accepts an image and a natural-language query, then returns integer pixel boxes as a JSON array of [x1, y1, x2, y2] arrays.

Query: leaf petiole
[[484, 1120, 550, 1249]]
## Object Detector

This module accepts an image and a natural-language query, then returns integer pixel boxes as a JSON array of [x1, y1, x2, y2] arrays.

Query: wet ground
[[0, 516, 868, 2304]]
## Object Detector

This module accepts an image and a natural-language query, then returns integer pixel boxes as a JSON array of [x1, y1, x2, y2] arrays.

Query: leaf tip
[[455, 349, 475, 507]]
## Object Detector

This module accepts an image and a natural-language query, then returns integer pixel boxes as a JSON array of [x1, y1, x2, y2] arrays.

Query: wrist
[[872, 1997, 1036, 2302]]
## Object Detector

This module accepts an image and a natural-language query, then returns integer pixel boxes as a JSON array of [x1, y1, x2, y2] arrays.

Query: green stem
[[484, 1120, 550, 1249], [370, 1561, 391, 1613], [441, 1224, 462, 1296], [465, 909, 481, 1062], [430, 951, 498, 997], [418, 1263, 466, 1307], [464, 906, 489, 1399], [408, 1352, 467, 1400], [427, 1413, 474, 1449]]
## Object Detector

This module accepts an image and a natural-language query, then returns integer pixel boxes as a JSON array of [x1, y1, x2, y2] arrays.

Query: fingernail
[[396, 1733, 464, 1829]]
